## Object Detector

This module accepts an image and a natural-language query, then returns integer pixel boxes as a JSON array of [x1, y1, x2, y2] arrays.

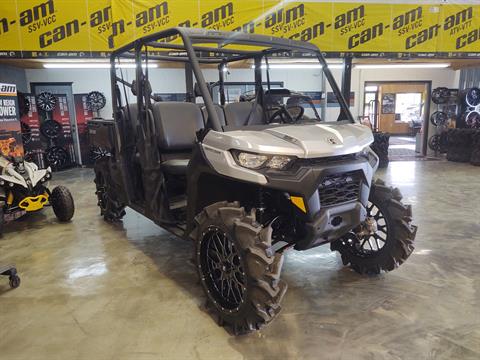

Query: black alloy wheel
[[36, 92, 57, 112], [40, 120, 62, 139], [200, 226, 246, 311], [341, 201, 388, 257], [21, 122, 32, 144], [45, 146, 69, 168], [87, 91, 107, 111]]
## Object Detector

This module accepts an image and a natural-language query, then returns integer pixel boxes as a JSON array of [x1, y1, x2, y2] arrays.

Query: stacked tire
[[371, 132, 390, 168], [471, 130, 480, 166], [446, 129, 474, 163]]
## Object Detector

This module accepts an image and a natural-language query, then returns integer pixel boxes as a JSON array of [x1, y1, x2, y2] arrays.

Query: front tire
[[193, 202, 287, 334], [331, 179, 417, 275], [50, 186, 75, 222]]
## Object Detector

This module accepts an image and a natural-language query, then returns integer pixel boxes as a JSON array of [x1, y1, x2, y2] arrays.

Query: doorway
[[30, 82, 82, 166], [363, 81, 431, 158]]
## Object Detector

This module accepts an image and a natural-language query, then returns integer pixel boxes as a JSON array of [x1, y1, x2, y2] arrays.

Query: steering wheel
[[268, 105, 304, 124]]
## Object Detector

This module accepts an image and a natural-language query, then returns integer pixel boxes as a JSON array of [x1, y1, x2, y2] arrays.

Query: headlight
[[266, 155, 294, 170], [359, 147, 371, 157], [233, 151, 295, 170], [237, 152, 269, 169]]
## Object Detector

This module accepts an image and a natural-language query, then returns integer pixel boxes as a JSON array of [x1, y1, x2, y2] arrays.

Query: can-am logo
[[0, 84, 16, 95], [327, 137, 338, 145]]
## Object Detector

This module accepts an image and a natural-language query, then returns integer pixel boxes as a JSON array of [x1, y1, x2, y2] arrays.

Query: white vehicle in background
[[0, 151, 74, 233]]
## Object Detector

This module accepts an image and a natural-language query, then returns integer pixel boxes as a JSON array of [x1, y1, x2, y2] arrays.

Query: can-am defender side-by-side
[[0, 152, 75, 234], [89, 28, 417, 334]]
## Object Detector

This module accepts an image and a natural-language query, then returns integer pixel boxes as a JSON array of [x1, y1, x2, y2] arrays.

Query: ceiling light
[[250, 64, 343, 70], [43, 63, 158, 69], [355, 63, 450, 69]]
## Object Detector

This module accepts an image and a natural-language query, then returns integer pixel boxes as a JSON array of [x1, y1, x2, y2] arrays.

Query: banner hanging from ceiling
[[0, 0, 479, 58]]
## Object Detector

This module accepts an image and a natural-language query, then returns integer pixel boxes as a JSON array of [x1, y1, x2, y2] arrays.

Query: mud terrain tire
[[331, 179, 416, 275], [193, 201, 287, 334]]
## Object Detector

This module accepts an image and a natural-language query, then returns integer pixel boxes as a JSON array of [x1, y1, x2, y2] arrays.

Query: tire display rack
[[73, 93, 103, 167], [428, 87, 458, 156], [21, 92, 76, 171], [19, 93, 45, 167]]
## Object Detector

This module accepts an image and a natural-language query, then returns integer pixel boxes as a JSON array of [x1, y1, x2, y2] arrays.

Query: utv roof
[[111, 27, 320, 63]]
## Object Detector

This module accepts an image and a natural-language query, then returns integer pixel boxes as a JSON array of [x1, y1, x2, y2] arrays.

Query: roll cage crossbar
[[110, 27, 354, 132]]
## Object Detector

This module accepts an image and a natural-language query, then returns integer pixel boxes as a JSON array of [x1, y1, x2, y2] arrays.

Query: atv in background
[[0, 153, 75, 234], [89, 28, 417, 334]]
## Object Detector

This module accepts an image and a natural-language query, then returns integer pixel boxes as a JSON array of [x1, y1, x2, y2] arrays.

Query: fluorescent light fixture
[[43, 63, 158, 69], [250, 63, 343, 70], [355, 63, 449, 69]]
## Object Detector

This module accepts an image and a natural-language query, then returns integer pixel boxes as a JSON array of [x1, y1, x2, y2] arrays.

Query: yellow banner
[[0, 0, 479, 57]]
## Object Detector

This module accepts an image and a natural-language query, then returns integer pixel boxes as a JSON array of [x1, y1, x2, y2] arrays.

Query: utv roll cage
[[110, 27, 355, 133]]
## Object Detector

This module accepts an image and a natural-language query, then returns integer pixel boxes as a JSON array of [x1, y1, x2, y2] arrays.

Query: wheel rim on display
[[430, 111, 448, 126], [431, 87, 449, 104], [465, 87, 480, 108], [36, 92, 56, 112], [21, 122, 32, 144], [87, 91, 106, 111], [40, 120, 62, 139], [199, 226, 246, 311], [90, 146, 111, 160], [18, 92, 30, 117], [428, 135, 440, 151], [45, 146, 68, 168], [465, 111, 480, 129], [343, 201, 388, 257]]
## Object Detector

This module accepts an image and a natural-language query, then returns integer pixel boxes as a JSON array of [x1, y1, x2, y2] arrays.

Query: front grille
[[318, 171, 361, 207], [297, 153, 359, 166]]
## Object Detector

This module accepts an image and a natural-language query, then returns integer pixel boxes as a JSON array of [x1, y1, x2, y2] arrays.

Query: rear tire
[[331, 179, 417, 275], [193, 201, 287, 334], [50, 186, 75, 222], [94, 160, 125, 221]]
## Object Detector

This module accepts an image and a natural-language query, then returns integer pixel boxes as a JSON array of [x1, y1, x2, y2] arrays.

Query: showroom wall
[[22, 65, 459, 121], [0, 64, 28, 92]]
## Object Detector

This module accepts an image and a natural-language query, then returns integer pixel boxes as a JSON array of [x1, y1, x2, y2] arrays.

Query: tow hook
[[356, 217, 377, 237]]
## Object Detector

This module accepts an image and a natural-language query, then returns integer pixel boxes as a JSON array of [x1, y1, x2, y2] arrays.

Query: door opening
[[363, 81, 431, 159]]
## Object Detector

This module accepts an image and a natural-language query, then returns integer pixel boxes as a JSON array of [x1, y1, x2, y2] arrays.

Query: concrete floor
[[0, 161, 479, 359]]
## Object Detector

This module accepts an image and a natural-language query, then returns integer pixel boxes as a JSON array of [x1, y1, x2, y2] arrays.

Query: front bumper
[[296, 201, 366, 250], [263, 150, 378, 251], [18, 194, 49, 212]]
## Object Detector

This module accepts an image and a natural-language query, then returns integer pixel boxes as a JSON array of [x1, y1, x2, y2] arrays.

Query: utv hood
[[204, 123, 374, 158]]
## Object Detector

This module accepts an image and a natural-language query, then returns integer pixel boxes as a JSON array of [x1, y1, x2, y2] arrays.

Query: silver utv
[[89, 28, 417, 334]]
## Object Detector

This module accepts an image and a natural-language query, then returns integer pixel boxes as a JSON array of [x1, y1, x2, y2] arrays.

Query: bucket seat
[[152, 101, 204, 175]]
